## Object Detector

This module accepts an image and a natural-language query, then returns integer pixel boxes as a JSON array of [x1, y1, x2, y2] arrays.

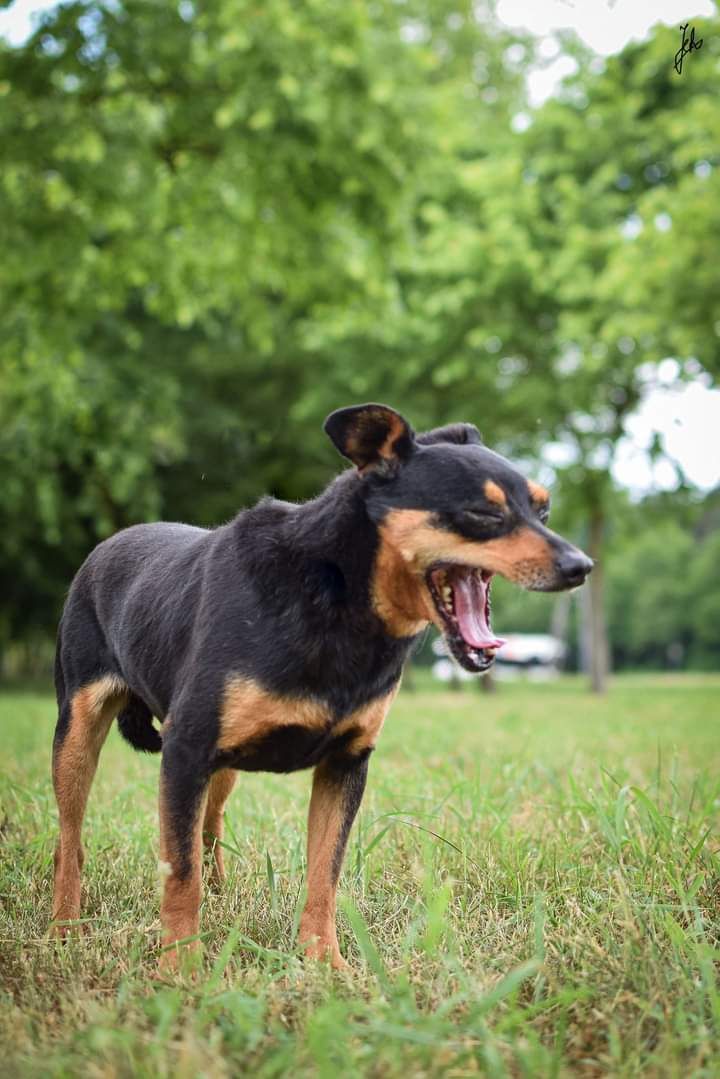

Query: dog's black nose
[[556, 548, 594, 587]]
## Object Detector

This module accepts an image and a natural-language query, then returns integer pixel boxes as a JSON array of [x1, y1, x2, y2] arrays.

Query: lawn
[[1, 674, 719, 1077]]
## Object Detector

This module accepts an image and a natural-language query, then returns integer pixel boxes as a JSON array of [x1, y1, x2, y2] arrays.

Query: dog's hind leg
[[51, 675, 127, 935], [298, 750, 370, 970], [202, 769, 237, 888]]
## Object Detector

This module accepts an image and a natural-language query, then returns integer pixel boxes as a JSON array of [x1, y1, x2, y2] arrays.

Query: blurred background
[[1, 0, 718, 690]]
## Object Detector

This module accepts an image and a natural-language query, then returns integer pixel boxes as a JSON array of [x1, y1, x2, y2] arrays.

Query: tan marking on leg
[[528, 480, 549, 506], [299, 690, 396, 968], [484, 480, 507, 508], [217, 677, 330, 753], [298, 761, 349, 969], [51, 676, 128, 935], [203, 769, 237, 886], [378, 508, 556, 590], [159, 775, 208, 970]]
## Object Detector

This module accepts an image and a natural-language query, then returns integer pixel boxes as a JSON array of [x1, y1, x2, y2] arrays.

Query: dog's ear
[[416, 423, 482, 447], [324, 404, 415, 472]]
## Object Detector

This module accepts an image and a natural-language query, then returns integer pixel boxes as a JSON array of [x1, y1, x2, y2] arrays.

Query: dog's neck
[[291, 471, 430, 640], [370, 535, 431, 638]]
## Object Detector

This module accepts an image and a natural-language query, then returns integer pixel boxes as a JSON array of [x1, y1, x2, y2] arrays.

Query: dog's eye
[[537, 505, 550, 524], [463, 510, 504, 527]]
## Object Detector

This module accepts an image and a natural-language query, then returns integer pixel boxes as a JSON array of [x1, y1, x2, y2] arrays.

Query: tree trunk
[[480, 670, 496, 693], [579, 585, 593, 677], [551, 593, 571, 670], [585, 510, 610, 694]]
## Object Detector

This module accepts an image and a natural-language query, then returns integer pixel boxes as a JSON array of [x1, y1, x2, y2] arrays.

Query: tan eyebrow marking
[[484, 480, 508, 508], [527, 480, 549, 506]]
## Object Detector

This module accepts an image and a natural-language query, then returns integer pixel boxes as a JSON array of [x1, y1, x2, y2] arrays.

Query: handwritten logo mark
[[674, 23, 703, 75]]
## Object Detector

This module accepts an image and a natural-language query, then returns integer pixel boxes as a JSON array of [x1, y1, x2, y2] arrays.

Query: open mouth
[[426, 564, 506, 674]]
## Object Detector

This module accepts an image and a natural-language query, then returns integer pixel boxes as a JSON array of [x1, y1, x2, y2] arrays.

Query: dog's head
[[325, 403, 592, 673]]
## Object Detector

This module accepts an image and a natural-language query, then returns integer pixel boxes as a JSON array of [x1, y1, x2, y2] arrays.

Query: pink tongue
[[453, 574, 506, 649]]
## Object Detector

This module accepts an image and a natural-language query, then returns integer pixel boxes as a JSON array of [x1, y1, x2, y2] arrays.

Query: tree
[[2, 2, 718, 684], [0, 0, 523, 646], [499, 17, 720, 689]]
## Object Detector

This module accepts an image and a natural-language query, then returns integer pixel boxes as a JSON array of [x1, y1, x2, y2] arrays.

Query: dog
[[51, 403, 592, 969]]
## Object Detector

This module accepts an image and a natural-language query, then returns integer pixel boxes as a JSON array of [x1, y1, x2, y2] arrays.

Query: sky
[[495, 0, 719, 494], [497, 0, 715, 103], [1, 0, 718, 495]]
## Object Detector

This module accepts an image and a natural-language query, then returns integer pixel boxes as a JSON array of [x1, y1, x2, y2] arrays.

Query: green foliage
[[604, 490, 720, 670], [0, 2, 718, 669], [608, 522, 695, 662], [687, 531, 720, 662], [482, 486, 720, 674], [0, 0, 523, 641]]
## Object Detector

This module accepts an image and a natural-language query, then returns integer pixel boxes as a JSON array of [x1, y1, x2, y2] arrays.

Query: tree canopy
[[1, 1, 718, 671]]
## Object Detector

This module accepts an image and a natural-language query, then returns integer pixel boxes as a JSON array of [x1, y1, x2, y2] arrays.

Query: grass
[[1, 673, 720, 1077]]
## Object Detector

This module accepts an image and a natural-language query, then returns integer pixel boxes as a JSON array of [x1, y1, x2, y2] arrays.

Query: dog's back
[[57, 522, 210, 722]]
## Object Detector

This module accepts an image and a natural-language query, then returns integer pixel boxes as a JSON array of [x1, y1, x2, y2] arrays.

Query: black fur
[[416, 422, 482, 447], [216, 724, 359, 774], [55, 472, 412, 770], [53, 404, 592, 892], [323, 403, 415, 469], [330, 752, 370, 882], [117, 695, 162, 753], [50, 403, 595, 953], [55, 404, 592, 763]]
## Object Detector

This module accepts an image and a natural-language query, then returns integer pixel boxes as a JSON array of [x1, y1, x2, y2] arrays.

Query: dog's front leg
[[158, 737, 210, 971], [298, 750, 369, 970]]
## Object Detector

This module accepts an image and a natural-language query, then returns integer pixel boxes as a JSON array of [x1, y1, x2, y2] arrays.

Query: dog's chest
[[214, 676, 397, 773]]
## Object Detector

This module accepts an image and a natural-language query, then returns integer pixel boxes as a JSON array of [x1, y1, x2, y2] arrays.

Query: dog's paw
[[49, 916, 86, 940], [157, 939, 203, 980], [299, 930, 350, 972]]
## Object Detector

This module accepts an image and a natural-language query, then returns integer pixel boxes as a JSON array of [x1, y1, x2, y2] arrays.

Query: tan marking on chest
[[333, 684, 399, 755], [218, 677, 330, 752], [527, 480, 549, 506], [218, 677, 398, 758], [484, 480, 507, 507]]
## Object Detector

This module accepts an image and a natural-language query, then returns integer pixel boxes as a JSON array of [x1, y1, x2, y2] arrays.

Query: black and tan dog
[[51, 403, 592, 969]]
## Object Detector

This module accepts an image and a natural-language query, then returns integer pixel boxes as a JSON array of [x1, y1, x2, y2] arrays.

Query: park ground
[[1, 674, 719, 1077]]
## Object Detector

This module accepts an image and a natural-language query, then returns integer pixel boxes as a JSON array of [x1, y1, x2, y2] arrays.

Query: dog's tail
[[117, 695, 162, 753]]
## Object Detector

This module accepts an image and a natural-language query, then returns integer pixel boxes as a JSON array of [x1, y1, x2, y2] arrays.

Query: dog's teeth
[[442, 586, 452, 604]]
